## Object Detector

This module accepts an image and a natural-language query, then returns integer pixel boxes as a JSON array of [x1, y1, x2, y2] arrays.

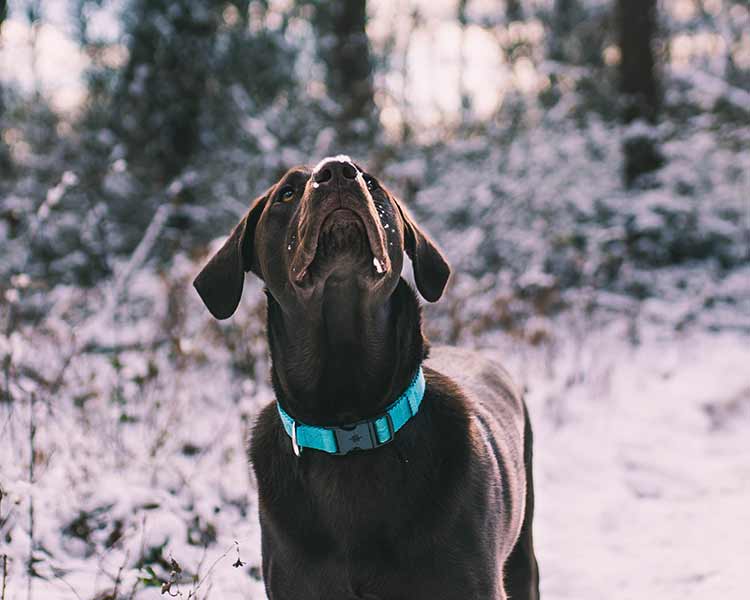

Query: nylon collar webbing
[[276, 367, 425, 456]]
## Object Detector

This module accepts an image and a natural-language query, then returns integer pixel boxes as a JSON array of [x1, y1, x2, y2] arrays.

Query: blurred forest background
[[1, 0, 749, 598]]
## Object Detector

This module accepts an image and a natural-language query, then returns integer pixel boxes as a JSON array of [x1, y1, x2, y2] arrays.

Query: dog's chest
[[302, 452, 416, 538], [261, 449, 501, 599]]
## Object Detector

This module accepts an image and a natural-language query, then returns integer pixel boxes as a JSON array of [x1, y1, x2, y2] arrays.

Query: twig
[[2, 554, 8, 600], [27, 393, 36, 600], [111, 550, 129, 600], [106, 201, 174, 315], [80, 339, 169, 356], [47, 350, 75, 397], [126, 570, 141, 600], [50, 570, 83, 600], [0, 486, 16, 544], [203, 581, 214, 600], [71, 195, 175, 354], [2, 289, 17, 404], [126, 516, 148, 600], [188, 543, 235, 598]]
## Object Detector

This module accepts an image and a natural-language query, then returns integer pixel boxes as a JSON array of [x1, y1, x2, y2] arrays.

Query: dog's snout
[[312, 157, 359, 186], [340, 162, 357, 180], [314, 167, 333, 184]]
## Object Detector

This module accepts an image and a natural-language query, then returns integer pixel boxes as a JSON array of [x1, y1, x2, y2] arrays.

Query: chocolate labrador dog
[[194, 156, 540, 599]]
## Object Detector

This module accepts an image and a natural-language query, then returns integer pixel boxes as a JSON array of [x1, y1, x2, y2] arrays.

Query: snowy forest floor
[[528, 320, 750, 599], [2, 110, 749, 598], [1, 267, 749, 600]]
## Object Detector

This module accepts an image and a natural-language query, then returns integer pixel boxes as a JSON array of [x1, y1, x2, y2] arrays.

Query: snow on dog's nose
[[289, 156, 391, 285], [311, 155, 359, 188]]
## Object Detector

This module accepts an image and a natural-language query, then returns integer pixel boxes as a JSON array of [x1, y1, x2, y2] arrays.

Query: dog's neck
[[267, 279, 425, 426]]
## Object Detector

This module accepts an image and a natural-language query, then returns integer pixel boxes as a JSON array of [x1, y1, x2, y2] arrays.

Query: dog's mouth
[[316, 209, 369, 259], [290, 203, 390, 287]]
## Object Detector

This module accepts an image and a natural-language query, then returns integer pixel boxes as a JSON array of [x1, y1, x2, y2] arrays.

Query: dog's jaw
[[288, 187, 391, 290]]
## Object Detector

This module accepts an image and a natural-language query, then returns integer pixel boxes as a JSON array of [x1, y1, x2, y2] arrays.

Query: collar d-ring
[[291, 421, 302, 457]]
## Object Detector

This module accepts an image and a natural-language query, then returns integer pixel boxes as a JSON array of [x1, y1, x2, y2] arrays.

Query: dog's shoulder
[[426, 347, 523, 415]]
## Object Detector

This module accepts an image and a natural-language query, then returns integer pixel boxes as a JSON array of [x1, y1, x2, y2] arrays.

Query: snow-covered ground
[[2, 264, 749, 598], [1, 93, 748, 598], [1, 0, 748, 594], [524, 323, 750, 599]]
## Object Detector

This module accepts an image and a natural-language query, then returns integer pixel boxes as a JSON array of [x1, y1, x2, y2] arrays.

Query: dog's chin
[[293, 209, 387, 291]]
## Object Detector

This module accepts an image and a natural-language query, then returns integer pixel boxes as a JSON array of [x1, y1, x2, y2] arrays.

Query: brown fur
[[194, 159, 540, 599]]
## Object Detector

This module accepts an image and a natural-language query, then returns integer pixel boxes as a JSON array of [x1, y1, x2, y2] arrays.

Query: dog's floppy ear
[[193, 193, 268, 319], [394, 196, 451, 302]]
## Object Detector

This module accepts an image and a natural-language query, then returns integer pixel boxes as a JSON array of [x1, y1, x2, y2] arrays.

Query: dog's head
[[194, 156, 450, 318]]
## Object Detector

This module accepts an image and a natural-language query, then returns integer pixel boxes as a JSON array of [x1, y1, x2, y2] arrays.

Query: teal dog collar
[[276, 367, 425, 456]]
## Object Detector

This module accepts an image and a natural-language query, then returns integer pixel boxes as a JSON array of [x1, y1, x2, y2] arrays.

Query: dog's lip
[[290, 201, 390, 286], [320, 207, 362, 229]]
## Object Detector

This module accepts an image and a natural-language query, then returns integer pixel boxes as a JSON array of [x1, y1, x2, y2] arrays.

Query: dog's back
[[427, 346, 539, 598]]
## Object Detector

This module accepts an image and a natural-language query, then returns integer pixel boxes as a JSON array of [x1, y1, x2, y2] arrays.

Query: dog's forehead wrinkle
[[282, 169, 310, 187]]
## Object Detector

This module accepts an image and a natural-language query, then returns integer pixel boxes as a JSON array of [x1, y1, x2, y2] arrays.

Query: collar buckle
[[333, 413, 394, 455]]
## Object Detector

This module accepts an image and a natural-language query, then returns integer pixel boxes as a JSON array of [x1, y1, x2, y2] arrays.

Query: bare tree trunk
[[457, 0, 470, 123], [617, 0, 660, 122], [506, 0, 523, 22], [311, 0, 377, 144], [616, 0, 663, 186], [548, 0, 577, 61], [0, 0, 11, 174], [0, 0, 6, 111], [113, 0, 220, 186]]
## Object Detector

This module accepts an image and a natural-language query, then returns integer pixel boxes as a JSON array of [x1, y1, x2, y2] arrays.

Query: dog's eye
[[363, 175, 378, 192], [278, 185, 295, 202]]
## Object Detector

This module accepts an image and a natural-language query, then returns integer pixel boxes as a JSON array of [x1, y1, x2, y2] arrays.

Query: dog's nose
[[313, 158, 358, 186]]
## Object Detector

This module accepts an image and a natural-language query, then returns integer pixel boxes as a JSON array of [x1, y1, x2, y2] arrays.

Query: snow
[[515, 325, 750, 599], [1, 19, 749, 594], [312, 154, 354, 174], [1, 254, 748, 599]]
